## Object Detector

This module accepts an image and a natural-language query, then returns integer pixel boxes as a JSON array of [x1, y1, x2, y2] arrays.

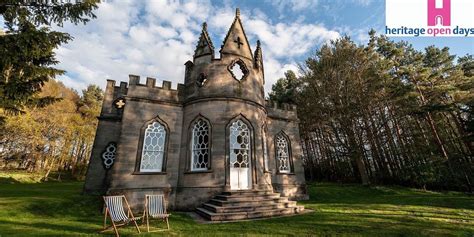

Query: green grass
[[0, 171, 46, 184], [0, 174, 472, 236]]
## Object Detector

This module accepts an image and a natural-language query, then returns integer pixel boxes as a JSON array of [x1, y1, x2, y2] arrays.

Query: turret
[[183, 8, 265, 106]]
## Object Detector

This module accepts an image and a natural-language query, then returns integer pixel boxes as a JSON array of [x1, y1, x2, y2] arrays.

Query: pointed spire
[[220, 8, 253, 60], [254, 40, 265, 83], [194, 22, 214, 59], [254, 40, 263, 69]]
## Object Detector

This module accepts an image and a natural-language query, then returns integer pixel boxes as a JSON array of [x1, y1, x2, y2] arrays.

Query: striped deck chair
[[143, 194, 170, 232], [101, 195, 141, 237]]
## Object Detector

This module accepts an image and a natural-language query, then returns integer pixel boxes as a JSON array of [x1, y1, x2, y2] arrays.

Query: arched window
[[140, 121, 166, 172], [191, 119, 210, 171], [275, 133, 291, 173], [262, 126, 269, 172], [229, 120, 250, 169]]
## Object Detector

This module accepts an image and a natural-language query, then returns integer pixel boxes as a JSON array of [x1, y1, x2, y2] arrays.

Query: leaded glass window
[[262, 128, 269, 171], [230, 120, 250, 168], [140, 121, 166, 172], [191, 119, 210, 171], [276, 134, 291, 173]]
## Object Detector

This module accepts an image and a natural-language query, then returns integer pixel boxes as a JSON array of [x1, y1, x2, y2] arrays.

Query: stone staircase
[[196, 190, 305, 221]]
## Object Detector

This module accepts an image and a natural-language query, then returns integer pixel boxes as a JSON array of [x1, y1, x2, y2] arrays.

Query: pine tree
[[0, 0, 99, 119]]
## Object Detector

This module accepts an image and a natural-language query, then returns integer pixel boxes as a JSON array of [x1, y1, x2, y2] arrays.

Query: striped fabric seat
[[104, 196, 129, 222], [147, 195, 170, 218], [143, 194, 170, 231], [101, 195, 141, 237]]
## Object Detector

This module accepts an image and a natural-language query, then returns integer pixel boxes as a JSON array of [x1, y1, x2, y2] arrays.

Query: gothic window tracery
[[191, 119, 210, 171], [140, 121, 166, 172], [229, 120, 250, 168], [262, 127, 269, 172], [275, 133, 292, 173]]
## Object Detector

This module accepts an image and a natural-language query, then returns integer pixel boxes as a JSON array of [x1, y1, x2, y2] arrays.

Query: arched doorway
[[229, 119, 252, 190]]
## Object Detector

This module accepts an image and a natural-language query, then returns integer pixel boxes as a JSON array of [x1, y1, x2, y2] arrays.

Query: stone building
[[84, 9, 308, 220]]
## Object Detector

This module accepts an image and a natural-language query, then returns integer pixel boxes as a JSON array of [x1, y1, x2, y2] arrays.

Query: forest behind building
[[0, 25, 472, 191], [0, 81, 103, 180], [270, 31, 473, 192]]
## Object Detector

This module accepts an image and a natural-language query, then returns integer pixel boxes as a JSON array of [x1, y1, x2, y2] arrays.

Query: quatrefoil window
[[228, 59, 249, 81]]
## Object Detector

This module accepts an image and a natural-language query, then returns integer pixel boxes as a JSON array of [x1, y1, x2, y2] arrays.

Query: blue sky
[[235, 0, 473, 59], [1, 0, 473, 94]]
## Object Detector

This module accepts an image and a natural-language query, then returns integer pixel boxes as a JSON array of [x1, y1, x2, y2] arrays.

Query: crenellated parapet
[[126, 75, 184, 104], [100, 75, 185, 120], [100, 79, 128, 118], [265, 100, 298, 121]]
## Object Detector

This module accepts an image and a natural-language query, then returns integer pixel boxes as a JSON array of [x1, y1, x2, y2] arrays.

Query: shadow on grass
[[26, 193, 102, 218], [0, 219, 100, 236], [0, 181, 473, 236], [302, 183, 474, 210], [166, 211, 457, 237], [0, 176, 21, 185]]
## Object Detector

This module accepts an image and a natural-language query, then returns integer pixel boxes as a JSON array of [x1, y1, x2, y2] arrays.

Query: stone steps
[[202, 202, 296, 213], [195, 190, 304, 221], [209, 197, 289, 207], [196, 206, 304, 221], [221, 190, 275, 196], [214, 193, 281, 201]]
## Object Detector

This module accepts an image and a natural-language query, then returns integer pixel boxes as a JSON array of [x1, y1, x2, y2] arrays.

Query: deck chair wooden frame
[[101, 195, 141, 237], [142, 194, 170, 232]]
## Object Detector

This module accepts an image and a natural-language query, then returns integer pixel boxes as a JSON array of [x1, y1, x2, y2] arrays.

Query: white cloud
[[263, 58, 300, 96], [55, 1, 341, 95]]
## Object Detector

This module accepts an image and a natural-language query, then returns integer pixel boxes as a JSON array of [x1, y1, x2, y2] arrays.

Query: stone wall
[[265, 102, 309, 201], [83, 80, 126, 193], [174, 99, 268, 210]]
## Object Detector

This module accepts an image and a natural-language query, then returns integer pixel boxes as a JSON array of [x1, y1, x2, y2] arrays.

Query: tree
[[272, 32, 473, 191], [0, 0, 99, 118], [0, 80, 103, 180], [78, 84, 103, 118], [269, 70, 300, 105]]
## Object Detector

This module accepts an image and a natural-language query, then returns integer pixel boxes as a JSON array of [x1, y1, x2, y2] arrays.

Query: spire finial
[[257, 40, 261, 47], [202, 22, 207, 31], [236, 8, 240, 18]]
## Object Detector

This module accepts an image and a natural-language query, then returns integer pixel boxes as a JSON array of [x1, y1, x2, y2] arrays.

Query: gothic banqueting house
[[84, 9, 308, 221]]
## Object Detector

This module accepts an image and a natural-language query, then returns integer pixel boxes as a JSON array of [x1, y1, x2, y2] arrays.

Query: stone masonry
[[83, 9, 308, 216]]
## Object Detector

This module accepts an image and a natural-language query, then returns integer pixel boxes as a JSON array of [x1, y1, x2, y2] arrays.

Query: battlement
[[265, 100, 298, 121], [105, 75, 185, 103], [106, 75, 185, 92], [265, 100, 297, 111], [126, 74, 185, 92], [100, 75, 185, 118]]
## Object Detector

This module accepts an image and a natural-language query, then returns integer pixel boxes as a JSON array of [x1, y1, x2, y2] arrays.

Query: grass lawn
[[0, 173, 473, 236]]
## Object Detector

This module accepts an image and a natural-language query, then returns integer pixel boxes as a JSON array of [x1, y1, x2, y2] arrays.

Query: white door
[[230, 165, 250, 190], [229, 120, 251, 190]]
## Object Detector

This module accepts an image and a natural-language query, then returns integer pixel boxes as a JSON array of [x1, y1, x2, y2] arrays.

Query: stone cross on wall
[[234, 36, 243, 49], [115, 99, 125, 109]]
